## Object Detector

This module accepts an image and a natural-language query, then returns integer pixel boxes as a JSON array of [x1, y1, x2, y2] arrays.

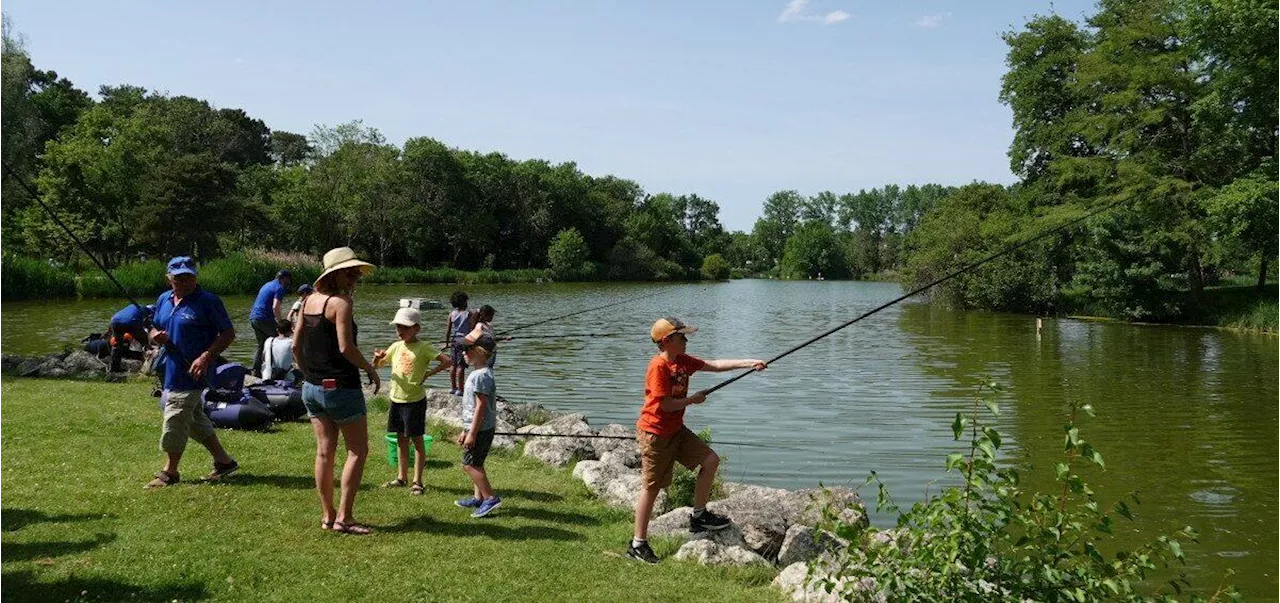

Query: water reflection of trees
[[897, 303, 1278, 596]]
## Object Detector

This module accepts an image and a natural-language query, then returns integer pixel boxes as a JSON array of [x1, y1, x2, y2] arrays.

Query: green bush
[[548, 228, 593, 281], [701, 254, 731, 281], [813, 379, 1237, 602], [1, 254, 77, 300], [666, 428, 725, 508]]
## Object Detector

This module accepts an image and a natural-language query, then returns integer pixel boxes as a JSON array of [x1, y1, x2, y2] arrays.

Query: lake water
[[2, 280, 1276, 597]]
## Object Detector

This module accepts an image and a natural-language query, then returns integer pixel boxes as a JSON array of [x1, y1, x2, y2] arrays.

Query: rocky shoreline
[[415, 388, 870, 600], [1, 349, 140, 380]]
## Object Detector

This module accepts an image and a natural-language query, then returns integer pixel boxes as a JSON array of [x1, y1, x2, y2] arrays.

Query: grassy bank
[[1179, 283, 1278, 333], [0, 379, 780, 602], [2, 252, 551, 301]]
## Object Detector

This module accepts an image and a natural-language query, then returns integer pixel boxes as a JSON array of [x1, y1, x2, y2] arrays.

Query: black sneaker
[[689, 509, 732, 533], [626, 540, 660, 564]]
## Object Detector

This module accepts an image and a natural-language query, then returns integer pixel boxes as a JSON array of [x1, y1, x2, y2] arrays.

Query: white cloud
[[777, 1, 851, 25], [823, 10, 851, 24], [913, 13, 947, 28], [777, 0, 808, 23]]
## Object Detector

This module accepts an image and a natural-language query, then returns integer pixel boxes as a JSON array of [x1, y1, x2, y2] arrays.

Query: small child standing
[[446, 291, 472, 396], [373, 307, 451, 496], [626, 317, 766, 564], [454, 334, 501, 518]]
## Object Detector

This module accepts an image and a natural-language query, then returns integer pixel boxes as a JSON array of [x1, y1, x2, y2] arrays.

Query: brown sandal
[[145, 471, 179, 489], [332, 521, 372, 535]]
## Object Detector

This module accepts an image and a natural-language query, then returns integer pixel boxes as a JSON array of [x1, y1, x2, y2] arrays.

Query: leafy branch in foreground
[[811, 378, 1239, 602]]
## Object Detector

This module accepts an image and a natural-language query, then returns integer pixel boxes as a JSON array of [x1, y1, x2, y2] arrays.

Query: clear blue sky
[[5, 0, 1094, 231]]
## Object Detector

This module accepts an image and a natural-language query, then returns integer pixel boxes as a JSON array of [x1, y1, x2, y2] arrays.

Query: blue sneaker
[[471, 496, 502, 518], [454, 496, 481, 509]]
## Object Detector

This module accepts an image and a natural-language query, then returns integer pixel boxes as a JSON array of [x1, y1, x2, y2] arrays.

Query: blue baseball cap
[[167, 256, 198, 276], [277, 269, 293, 279], [297, 284, 314, 294]]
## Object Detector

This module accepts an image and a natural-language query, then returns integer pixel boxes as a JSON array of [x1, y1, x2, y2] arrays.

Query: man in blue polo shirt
[[145, 256, 240, 489], [249, 270, 293, 375]]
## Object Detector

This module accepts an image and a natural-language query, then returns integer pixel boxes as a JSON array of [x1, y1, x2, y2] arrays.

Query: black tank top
[[300, 295, 361, 389]]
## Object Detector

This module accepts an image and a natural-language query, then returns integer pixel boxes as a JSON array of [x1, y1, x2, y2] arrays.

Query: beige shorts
[[637, 426, 712, 490], [161, 389, 216, 453]]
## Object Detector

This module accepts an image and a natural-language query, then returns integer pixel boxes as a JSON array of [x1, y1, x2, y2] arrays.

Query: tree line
[[899, 0, 1277, 320], [2, 0, 1275, 324]]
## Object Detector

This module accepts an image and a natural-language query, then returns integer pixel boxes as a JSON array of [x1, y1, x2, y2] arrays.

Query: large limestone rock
[[571, 458, 667, 512], [674, 539, 770, 566], [707, 483, 868, 560], [62, 350, 108, 374], [519, 413, 597, 467], [646, 507, 750, 549], [773, 561, 882, 603], [599, 448, 640, 469], [590, 423, 635, 456], [777, 524, 850, 567]]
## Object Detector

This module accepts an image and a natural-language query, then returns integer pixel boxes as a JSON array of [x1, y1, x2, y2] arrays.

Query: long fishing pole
[[489, 430, 818, 453], [702, 197, 1129, 395], [2, 160, 193, 371], [434, 290, 664, 344], [3, 162, 146, 310], [500, 332, 629, 341]]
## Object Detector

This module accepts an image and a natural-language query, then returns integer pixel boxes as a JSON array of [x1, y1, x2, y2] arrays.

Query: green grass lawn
[[1, 379, 781, 602]]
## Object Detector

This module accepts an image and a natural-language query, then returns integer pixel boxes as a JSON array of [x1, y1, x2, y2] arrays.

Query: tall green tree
[[779, 220, 850, 280]]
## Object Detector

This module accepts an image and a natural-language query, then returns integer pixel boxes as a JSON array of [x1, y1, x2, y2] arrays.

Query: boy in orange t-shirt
[[626, 317, 767, 564]]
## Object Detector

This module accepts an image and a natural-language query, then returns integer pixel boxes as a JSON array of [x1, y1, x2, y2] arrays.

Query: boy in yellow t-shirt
[[373, 307, 451, 495]]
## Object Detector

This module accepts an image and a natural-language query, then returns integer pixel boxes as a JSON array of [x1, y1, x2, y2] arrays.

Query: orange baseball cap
[[650, 317, 698, 342]]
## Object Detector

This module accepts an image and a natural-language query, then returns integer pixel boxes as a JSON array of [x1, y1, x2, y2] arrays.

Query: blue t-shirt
[[461, 367, 497, 431], [110, 304, 150, 329], [250, 280, 287, 321], [154, 288, 234, 391]]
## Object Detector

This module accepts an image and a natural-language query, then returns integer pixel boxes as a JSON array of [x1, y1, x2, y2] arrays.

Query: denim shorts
[[301, 382, 367, 424]]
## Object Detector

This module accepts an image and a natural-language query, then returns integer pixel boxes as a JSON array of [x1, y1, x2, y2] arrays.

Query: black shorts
[[461, 428, 496, 468], [386, 399, 427, 437]]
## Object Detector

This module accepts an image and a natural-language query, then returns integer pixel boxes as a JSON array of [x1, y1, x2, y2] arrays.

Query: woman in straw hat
[[293, 247, 382, 535]]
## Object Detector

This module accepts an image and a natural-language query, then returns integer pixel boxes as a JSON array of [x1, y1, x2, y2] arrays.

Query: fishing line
[[497, 290, 663, 337], [500, 332, 629, 342], [488, 430, 819, 453], [487, 393, 820, 453], [434, 290, 664, 344], [701, 196, 1130, 396]]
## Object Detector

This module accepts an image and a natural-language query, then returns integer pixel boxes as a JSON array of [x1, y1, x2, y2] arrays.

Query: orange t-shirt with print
[[638, 353, 707, 438]]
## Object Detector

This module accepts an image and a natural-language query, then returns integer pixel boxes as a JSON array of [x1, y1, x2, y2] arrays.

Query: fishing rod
[[702, 196, 1130, 396], [0, 158, 145, 313], [500, 332, 629, 342], [1, 160, 194, 371], [489, 430, 818, 453], [497, 290, 663, 337], [434, 290, 664, 344], [486, 393, 817, 452]]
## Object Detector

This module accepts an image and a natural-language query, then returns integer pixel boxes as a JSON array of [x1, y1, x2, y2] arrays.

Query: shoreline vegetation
[[4, 3, 1275, 341], [3, 250, 1273, 334]]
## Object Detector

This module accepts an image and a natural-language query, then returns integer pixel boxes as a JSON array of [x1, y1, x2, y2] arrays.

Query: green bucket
[[385, 433, 434, 467]]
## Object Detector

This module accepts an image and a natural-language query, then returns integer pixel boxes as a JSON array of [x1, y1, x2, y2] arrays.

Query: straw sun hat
[[316, 247, 375, 284]]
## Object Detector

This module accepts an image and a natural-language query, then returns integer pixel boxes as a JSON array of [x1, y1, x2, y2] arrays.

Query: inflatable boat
[[248, 381, 307, 422]]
